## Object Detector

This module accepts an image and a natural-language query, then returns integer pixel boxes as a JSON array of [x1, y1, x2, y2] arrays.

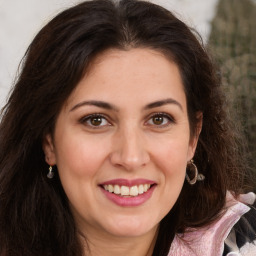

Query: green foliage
[[209, 0, 256, 170]]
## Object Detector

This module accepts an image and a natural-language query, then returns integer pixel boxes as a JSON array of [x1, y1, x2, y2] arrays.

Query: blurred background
[[0, 0, 255, 171], [209, 0, 256, 174]]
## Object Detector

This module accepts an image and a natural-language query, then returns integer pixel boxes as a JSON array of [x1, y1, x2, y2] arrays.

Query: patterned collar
[[168, 192, 256, 256]]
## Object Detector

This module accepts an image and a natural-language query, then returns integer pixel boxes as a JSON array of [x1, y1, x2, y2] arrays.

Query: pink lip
[[99, 179, 156, 207], [100, 178, 155, 187]]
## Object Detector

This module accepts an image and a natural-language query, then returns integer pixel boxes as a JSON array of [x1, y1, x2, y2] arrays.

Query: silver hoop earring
[[47, 165, 54, 179], [186, 160, 205, 185]]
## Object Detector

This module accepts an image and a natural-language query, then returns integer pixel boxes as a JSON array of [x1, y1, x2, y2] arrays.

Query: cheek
[[154, 137, 190, 173], [158, 143, 188, 209], [54, 134, 109, 178], [159, 145, 187, 188], [154, 138, 189, 200]]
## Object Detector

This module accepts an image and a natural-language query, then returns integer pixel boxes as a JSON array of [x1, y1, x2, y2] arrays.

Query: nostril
[[109, 150, 150, 171]]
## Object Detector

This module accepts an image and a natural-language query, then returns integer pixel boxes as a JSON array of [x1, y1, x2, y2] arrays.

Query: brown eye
[[152, 116, 164, 125], [80, 114, 110, 128], [90, 117, 103, 126], [146, 113, 174, 127]]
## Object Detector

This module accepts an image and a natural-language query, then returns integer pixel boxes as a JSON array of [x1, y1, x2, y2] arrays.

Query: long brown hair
[[0, 0, 253, 255]]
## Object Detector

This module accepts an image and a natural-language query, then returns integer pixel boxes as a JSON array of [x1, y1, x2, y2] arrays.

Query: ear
[[187, 112, 203, 161], [42, 134, 57, 166]]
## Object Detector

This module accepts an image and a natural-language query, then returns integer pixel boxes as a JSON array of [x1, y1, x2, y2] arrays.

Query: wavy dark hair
[[0, 0, 253, 255]]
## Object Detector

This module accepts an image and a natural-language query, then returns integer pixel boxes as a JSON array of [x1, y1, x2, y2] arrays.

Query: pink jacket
[[168, 192, 256, 256]]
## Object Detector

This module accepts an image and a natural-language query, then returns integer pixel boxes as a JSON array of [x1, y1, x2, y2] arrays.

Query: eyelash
[[79, 112, 175, 129], [146, 112, 175, 128], [79, 113, 111, 129]]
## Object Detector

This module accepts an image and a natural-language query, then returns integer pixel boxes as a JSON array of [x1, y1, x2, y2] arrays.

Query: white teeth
[[103, 184, 152, 196], [143, 184, 148, 192], [108, 184, 114, 193], [114, 185, 120, 194], [130, 186, 139, 196], [120, 186, 130, 196], [138, 184, 144, 194]]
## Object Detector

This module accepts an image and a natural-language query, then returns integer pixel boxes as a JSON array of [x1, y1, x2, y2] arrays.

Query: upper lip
[[100, 178, 156, 187]]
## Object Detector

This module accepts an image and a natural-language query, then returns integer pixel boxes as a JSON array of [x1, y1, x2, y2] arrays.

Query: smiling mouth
[[102, 184, 153, 197]]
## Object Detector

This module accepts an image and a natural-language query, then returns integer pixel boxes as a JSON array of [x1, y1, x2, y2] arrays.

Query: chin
[[105, 216, 158, 237]]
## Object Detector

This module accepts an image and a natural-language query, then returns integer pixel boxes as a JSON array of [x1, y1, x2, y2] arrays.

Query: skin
[[43, 48, 201, 256]]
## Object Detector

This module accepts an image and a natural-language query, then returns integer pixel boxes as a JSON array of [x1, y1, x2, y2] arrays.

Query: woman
[[0, 0, 255, 255]]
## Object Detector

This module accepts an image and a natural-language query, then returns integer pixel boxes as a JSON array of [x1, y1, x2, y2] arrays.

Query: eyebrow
[[70, 98, 183, 112], [70, 100, 118, 112], [144, 98, 183, 111]]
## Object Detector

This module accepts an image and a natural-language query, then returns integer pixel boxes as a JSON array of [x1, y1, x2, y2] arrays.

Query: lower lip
[[100, 185, 156, 207]]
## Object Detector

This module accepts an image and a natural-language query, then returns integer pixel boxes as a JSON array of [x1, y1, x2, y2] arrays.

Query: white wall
[[0, 0, 219, 108]]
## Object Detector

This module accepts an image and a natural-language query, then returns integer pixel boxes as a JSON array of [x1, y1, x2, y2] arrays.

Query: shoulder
[[168, 192, 256, 256], [223, 193, 256, 256]]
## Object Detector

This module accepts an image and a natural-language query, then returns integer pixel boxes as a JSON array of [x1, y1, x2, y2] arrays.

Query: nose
[[109, 126, 150, 171]]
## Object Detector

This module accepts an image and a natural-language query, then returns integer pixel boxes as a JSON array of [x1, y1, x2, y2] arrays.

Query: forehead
[[65, 48, 186, 110], [88, 48, 175, 77]]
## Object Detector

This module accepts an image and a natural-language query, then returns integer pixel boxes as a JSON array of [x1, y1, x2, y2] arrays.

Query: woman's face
[[44, 48, 199, 240]]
